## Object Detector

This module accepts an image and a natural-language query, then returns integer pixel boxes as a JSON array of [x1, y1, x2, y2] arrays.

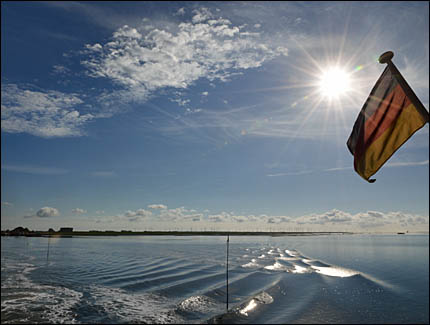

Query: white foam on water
[[242, 258, 261, 268], [311, 265, 359, 278], [177, 295, 218, 314], [284, 249, 299, 256], [258, 254, 266, 259], [87, 285, 182, 324], [1, 261, 82, 324], [278, 256, 299, 261], [41, 287, 83, 324], [264, 261, 286, 271], [239, 292, 273, 316], [239, 299, 257, 316], [291, 265, 309, 274], [254, 291, 274, 304]]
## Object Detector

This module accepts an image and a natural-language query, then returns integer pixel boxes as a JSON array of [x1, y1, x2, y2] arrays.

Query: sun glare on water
[[318, 67, 352, 100]]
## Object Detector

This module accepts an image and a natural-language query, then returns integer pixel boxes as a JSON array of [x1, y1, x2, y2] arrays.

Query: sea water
[[1, 234, 428, 324]]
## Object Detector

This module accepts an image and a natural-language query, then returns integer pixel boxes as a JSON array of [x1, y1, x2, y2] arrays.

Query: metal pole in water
[[226, 234, 229, 312], [46, 236, 51, 262]]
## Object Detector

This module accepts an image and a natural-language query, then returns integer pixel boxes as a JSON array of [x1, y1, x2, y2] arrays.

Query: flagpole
[[378, 51, 429, 123], [46, 236, 51, 262], [226, 234, 229, 312]]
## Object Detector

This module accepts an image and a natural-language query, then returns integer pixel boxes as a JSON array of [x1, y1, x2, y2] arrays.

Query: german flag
[[347, 62, 429, 182]]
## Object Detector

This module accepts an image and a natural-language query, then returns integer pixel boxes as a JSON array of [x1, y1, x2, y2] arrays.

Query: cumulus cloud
[[90, 204, 429, 232], [175, 7, 186, 16], [148, 204, 168, 209], [2, 8, 290, 138], [366, 211, 385, 219], [158, 206, 193, 221], [1, 202, 13, 207], [72, 208, 87, 214], [208, 214, 227, 223], [296, 210, 354, 225], [52, 64, 71, 74], [265, 216, 291, 224], [82, 8, 288, 103], [113, 205, 204, 223], [36, 207, 60, 218], [1, 84, 94, 138], [293, 209, 429, 231], [124, 208, 153, 221], [171, 98, 191, 107], [182, 214, 204, 222], [191, 7, 212, 23]]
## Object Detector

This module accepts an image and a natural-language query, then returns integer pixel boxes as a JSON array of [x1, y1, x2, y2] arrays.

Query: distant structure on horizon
[[59, 227, 73, 233]]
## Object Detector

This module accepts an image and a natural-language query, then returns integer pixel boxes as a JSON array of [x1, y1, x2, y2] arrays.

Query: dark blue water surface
[[1, 234, 428, 324]]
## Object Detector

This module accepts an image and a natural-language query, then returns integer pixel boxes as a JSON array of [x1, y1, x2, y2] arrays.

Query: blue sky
[[1, 1, 429, 232]]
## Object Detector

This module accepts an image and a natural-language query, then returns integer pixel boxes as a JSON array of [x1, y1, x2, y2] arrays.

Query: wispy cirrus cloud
[[385, 160, 429, 168], [267, 160, 429, 177], [38, 1, 142, 30], [267, 170, 315, 177], [2, 164, 69, 175]]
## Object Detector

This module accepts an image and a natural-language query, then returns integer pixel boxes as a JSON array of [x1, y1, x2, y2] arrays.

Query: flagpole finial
[[379, 51, 394, 64]]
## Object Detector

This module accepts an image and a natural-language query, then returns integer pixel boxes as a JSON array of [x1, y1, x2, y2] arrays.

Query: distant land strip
[[1, 228, 353, 237]]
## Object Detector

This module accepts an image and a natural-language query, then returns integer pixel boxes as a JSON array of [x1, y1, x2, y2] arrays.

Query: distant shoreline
[[1, 230, 354, 237]]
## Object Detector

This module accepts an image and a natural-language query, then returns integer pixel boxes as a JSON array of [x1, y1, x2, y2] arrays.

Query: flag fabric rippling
[[347, 62, 429, 182]]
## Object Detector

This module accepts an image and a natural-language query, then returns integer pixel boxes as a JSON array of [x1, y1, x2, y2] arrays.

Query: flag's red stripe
[[354, 84, 411, 160], [363, 84, 410, 143]]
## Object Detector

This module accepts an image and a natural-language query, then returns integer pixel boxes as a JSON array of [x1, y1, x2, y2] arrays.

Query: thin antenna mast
[[46, 236, 51, 262], [226, 234, 229, 312]]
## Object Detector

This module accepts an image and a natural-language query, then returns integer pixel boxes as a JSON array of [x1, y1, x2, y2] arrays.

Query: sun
[[318, 67, 352, 100]]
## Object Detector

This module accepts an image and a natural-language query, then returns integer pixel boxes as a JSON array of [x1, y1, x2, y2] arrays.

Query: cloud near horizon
[[148, 204, 168, 209], [90, 206, 429, 232], [72, 208, 87, 215], [11, 204, 428, 232], [34, 207, 60, 218]]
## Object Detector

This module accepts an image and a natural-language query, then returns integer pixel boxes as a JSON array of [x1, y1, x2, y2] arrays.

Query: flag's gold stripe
[[355, 103, 427, 181], [363, 84, 409, 146]]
